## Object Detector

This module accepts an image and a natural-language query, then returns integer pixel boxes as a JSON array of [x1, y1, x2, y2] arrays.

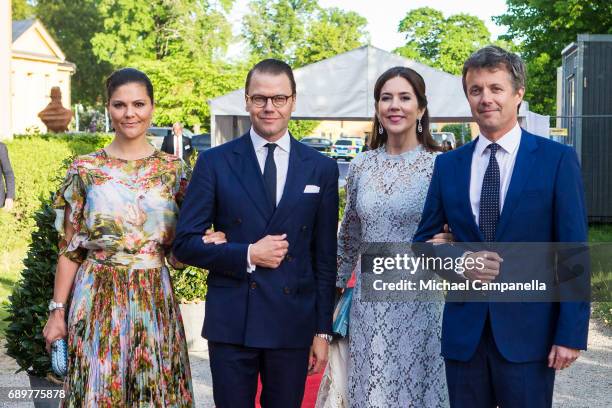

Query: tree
[[84, 0, 241, 128], [242, 0, 369, 67], [495, 0, 612, 115], [288, 120, 319, 139], [294, 8, 369, 67], [395, 8, 491, 75], [242, 0, 319, 66], [35, 0, 113, 106], [91, 0, 233, 66], [395, 7, 444, 65], [134, 57, 247, 130], [11, 0, 34, 19]]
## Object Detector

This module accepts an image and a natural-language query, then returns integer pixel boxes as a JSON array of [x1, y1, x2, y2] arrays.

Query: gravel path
[[1, 318, 610, 407]]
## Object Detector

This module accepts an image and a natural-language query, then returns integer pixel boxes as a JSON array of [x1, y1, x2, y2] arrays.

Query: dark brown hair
[[245, 59, 296, 95], [370, 67, 441, 152], [105, 68, 154, 104]]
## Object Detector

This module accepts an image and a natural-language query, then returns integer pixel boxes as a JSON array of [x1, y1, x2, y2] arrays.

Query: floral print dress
[[53, 149, 194, 407]]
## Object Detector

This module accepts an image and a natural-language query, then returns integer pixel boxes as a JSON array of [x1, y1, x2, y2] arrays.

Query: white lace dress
[[337, 146, 449, 408]]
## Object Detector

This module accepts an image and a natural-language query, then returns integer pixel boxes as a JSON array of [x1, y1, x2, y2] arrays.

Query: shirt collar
[[250, 127, 291, 153], [475, 123, 521, 157]]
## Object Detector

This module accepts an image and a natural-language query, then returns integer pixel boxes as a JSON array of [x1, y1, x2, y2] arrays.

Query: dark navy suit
[[174, 132, 338, 407], [414, 129, 590, 407]]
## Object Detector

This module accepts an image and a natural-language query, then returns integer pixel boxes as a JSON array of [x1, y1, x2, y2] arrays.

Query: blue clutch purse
[[332, 287, 354, 337], [51, 338, 68, 377]]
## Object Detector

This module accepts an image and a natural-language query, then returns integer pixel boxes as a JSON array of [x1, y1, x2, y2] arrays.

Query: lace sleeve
[[336, 156, 363, 288]]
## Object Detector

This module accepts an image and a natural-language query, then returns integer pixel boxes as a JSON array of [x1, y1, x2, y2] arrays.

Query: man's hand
[[548, 345, 580, 370], [308, 336, 329, 375], [3, 198, 13, 211], [427, 224, 454, 244], [250, 234, 289, 268], [463, 251, 503, 283], [203, 228, 227, 245]]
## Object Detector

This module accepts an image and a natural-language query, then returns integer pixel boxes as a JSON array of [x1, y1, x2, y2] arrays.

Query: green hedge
[[0, 133, 113, 255]]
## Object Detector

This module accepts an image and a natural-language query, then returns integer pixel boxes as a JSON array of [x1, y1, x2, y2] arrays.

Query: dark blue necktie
[[263, 143, 277, 210], [479, 143, 500, 242]]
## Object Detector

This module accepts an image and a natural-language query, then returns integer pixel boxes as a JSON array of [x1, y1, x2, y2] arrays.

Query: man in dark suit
[[161, 122, 192, 161], [173, 59, 339, 407], [414, 46, 590, 407], [0, 142, 15, 210]]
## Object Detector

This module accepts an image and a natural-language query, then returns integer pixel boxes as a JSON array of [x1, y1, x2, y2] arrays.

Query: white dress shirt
[[246, 127, 291, 272], [250, 127, 291, 206], [173, 132, 184, 159], [470, 123, 522, 226]]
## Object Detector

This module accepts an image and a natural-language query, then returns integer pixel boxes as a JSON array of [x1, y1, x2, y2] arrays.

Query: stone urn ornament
[[38, 87, 73, 133]]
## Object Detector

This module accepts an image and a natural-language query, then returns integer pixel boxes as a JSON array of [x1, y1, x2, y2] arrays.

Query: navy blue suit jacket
[[413, 129, 590, 362], [173, 133, 339, 349]]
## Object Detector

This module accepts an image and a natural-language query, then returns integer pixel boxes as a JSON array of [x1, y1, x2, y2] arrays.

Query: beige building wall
[[10, 20, 74, 134], [312, 120, 372, 142], [10, 58, 72, 133]]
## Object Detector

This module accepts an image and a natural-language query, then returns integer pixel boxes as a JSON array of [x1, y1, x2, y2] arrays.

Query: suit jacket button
[[250, 282, 257, 289], [301, 225, 307, 232], [235, 218, 242, 224], [286, 255, 293, 262], [283, 287, 291, 295]]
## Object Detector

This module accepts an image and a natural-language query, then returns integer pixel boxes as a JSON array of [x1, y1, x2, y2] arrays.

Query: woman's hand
[[43, 310, 67, 353], [203, 228, 227, 245], [427, 224, 455, 244]]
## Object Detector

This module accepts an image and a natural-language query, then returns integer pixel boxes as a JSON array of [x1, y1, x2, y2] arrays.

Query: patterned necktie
[[263, 143, 277, 210], [479, 143, 501, 242]]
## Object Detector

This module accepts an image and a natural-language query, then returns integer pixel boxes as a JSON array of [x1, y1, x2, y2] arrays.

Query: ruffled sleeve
[[174, 159, 192, 207], [53, 159, 88, 263]]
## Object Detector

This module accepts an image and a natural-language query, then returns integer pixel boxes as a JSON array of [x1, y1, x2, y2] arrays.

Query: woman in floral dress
[[43, 68, 224, 406]]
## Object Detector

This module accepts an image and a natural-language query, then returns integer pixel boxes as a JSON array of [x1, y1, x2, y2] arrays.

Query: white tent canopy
[[209, 46, 544, 146]]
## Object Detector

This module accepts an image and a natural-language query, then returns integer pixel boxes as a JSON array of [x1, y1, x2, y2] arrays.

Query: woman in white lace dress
[[331, 67, 450, 407]]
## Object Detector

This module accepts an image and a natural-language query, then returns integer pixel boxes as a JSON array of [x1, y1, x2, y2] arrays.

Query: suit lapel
[[227, 133, 274, 220], [456, 139, 484, 241], [266, 137, 314, 231], [495, 130, 538, 240]]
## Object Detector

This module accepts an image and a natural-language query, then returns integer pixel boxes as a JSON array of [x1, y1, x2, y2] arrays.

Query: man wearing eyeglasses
[[174, 59, 339, 407]]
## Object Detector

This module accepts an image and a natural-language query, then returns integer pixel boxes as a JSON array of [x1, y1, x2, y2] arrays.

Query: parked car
[[191, 133, 211, 152], [300, 136, 332, 155], [431, 132, 456, 149], [146, 126, 194, 149], [330, 138, 364, 161]]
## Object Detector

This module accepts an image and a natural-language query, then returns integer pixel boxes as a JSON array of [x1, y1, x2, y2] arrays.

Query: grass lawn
[[590, 224, 612, 326], [0, 247, 26, 338]]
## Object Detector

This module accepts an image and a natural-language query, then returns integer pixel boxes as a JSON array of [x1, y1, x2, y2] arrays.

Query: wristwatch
[[48, 300, 65, 312], [315, 333, 333, 344]]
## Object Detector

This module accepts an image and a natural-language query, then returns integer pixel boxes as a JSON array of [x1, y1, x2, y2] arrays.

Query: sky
[[227, 0, 509, 56]]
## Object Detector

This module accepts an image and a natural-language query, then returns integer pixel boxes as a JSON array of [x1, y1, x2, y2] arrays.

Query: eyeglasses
[[246, 94, 294, 108]]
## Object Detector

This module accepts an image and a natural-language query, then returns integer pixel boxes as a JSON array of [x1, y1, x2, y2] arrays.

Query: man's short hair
[[245, 59, 296, 95], [462, 46, 526, 94]]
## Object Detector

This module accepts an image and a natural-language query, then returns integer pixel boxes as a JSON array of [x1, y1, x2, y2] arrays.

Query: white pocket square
[[304, 185, 320, 193]]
